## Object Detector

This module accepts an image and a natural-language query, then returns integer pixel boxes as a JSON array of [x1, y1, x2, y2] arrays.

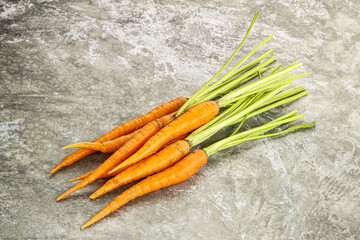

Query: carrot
[[90, 140, 191, 199], [56, 113, 176, 201], [81, 149, 207, 229], [62, 130, 139, 153], [108, 101, 219, 174], [68, 133, 190, 182], [50, 96, 187, 173], [82, 112, 315, 229], [91, 84, 311, 197]]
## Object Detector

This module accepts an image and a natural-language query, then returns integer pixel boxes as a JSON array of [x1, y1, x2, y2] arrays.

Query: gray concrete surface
[[1, 0, 359, 239]]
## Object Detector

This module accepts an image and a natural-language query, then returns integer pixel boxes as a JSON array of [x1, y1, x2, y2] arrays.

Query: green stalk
[[196, 34, 274, 99], [274, 62, 299, 73], [218, 72, 295, 107], [203, 112, 315, 156], [186, 83, 292, 146], [221, 122, 315, 150], [191, 65, 272, 109], [260, 86, 307, 107], [218, 62, 303, 106], [244, 88, 308, 120], [176, 12, 259, 117], [230, 114, 248, 136], [211, 49, 275, 93], [198, 48, 275, 100], [187, 84, 308, 147], [223, 49, 275, 82], [267, 64, 282, 75], [226, 72, 310, 105], [228, 110, 300, 141], [191, 57, 276, 106]]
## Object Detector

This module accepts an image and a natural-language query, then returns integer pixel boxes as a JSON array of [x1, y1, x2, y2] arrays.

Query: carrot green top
[[203, 111, 315, 157], [183, 59, 311, 148], [175, 12, 276, 117], [175, 11, 311, 118]]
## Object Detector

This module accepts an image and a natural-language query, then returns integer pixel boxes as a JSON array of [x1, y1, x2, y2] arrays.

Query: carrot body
[[109, 101, 218, 174], [90, 140, 191, 199], [63, 130, 139, 153], [68, 133, 190, 182], [50, 97, 187, 174], [81, 149, 207, 229], [56, 114, 176, 201]]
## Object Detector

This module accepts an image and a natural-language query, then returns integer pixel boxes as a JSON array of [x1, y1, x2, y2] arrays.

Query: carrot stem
[[190, 57, 276, 107], [218, 62, 303, 107], [176, 12, 259, 117], [187, 82, 292, 146], [230, 114, 248, 136], [196, 34, 274, 98], [203, 112, 315, 156], [267, 64, 282, 75]]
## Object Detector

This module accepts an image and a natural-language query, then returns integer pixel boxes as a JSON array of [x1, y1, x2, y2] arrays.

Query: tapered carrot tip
[[81, 219, 93, 229], [62, 143, 82, 150], [81, 223, 89, 230], [56, 188, 76, 201], [56, 195, 64, 202], [89, 193, 97, 200], [69, 177, 80, 182], [81, 201, 118, 229], [49, 164, 62, 174]]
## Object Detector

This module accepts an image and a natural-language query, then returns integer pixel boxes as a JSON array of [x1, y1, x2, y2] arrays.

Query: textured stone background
[[1, 0, 359, 239]]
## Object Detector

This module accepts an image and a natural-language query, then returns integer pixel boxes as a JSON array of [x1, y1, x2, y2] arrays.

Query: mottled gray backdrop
[[1, 0, 359, 239]]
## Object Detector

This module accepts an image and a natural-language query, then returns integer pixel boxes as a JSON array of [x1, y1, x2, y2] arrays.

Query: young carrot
[[81, 113, 315, 229], [68, 133, 190, 182], [56, 113, 177, 201], [81, 149, 208, 229], [107, 101, 219, 174], [62, 130, 140, 153], [50, 96, 187, 174], [92, 83, 310, 198], [90, 140, 191, 199]]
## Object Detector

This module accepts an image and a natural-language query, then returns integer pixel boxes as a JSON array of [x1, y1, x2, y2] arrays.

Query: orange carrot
[[63, 130, 139, 153], [81, 149, 207, 229], [90, 140, 191, 199], [108, 101, 218, 174], [69, 171, 93, 182], [50, 96, 187, 174], [56, 113, 176, 201], [68, 133, 190, 182], [81, 111, 316, 229]]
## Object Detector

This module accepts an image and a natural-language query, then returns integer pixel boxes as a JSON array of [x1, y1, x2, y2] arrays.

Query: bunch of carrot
[[51, 13, 315, 229]]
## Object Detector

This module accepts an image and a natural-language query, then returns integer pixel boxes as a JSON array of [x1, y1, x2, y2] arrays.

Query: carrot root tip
[[56, 193, 67, 201], [49, 166, 61, 174], [81, 220, 93, 229]]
